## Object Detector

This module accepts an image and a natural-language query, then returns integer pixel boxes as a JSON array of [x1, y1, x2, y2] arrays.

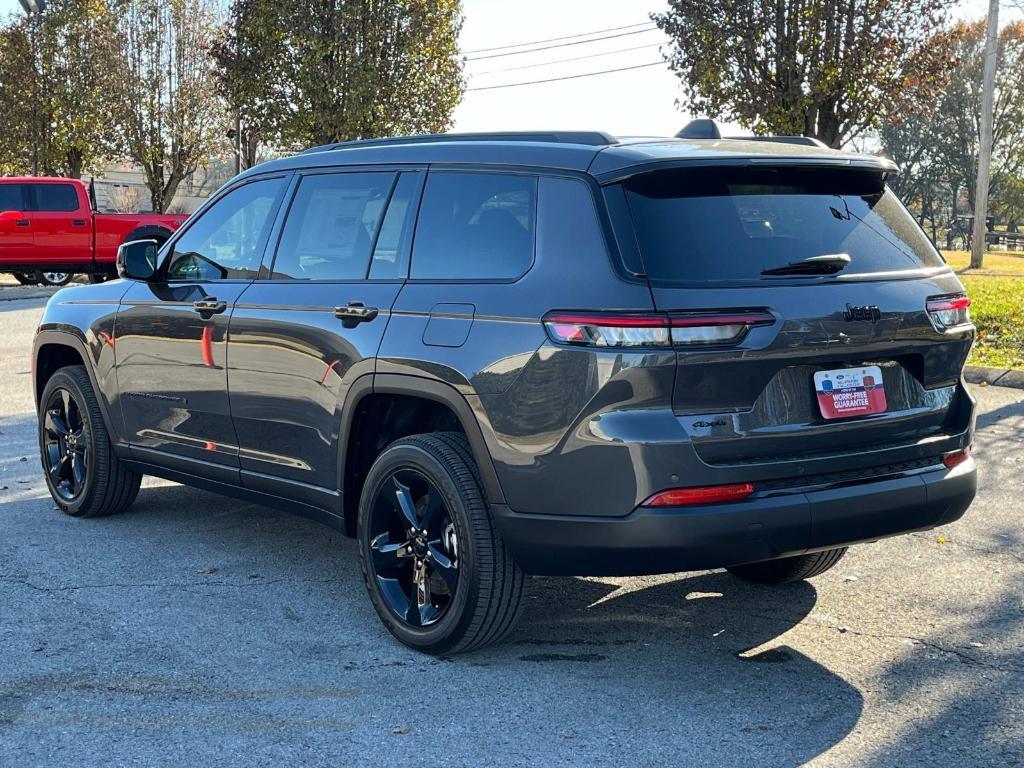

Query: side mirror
[[0, 209, 25, 221], [116, 239, 158, 281]]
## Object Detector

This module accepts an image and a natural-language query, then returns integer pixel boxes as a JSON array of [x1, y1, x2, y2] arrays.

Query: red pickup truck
[[0, 177, 188, 286]]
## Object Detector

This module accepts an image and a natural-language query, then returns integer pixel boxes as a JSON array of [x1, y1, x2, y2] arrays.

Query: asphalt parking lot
[[0, 290, 1021, 767]]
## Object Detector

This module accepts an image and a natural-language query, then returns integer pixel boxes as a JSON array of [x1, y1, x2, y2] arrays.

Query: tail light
[[926, 294, 970, 331], [542, 313, 669, 348], [643, 483, 755, 507], [543, 310, 773, 348]]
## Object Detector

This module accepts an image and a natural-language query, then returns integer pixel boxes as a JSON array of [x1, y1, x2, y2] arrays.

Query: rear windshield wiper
[[761, 253, 851, 277]]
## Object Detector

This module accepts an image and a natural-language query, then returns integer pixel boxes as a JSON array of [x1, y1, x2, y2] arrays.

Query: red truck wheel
[[36, 272, 75, 287]]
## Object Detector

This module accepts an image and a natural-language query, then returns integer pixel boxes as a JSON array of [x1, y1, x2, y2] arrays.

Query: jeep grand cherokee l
[[32, 127, 977, 653]]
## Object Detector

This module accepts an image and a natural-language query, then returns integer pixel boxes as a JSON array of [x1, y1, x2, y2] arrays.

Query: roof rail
[[301, 131, 619, 154], [740, 135, 829, 148]]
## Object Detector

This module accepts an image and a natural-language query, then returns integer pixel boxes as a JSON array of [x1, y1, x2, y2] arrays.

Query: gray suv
[[32, 125, 977, 653]]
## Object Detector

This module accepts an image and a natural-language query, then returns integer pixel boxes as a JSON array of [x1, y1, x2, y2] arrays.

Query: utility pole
[[971, 0, 999, 269]]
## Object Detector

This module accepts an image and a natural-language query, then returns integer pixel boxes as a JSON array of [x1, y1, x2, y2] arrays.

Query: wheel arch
[[121, 224, 173, 247], [33, 330, 121, 448], [339, 374, 505, 536]]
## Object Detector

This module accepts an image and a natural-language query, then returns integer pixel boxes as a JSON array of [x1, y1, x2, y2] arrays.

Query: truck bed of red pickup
[[0, 176, 188, 278]]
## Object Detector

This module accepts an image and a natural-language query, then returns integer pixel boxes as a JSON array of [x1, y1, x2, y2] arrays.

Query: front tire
[[726, 548, 847, 584], [357, 432, 525, 654], [36, 271, 74, 287], [39, 366, 141, 517], [12, 272, 37, 285]]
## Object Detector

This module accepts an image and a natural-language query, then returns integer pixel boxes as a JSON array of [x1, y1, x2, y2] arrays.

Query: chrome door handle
[[334, 302, 379, 327], [193, 298, 227, 314], [15, 219, 29, 227]]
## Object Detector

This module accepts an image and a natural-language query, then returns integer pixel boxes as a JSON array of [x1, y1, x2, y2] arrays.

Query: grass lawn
[[940, 250, 1024, 370]]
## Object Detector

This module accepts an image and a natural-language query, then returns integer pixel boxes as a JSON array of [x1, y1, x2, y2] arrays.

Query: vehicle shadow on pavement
[[1, 479, 865, 766]]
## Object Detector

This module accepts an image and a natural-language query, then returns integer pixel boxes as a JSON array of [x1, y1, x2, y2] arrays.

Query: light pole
[[18, 0, 45, 176]]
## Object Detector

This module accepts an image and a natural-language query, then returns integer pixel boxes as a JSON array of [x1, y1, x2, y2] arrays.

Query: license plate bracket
[[813, 365, 887, 420]]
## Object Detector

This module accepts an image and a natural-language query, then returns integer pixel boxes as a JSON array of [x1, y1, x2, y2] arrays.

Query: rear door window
[[411, 172, 536, 280], [32, 183, 80, 212], [272, 172, 395, 280], [623, 167, 944, 285]]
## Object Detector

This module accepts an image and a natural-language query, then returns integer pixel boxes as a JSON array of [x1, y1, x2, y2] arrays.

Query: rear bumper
[[491, 458, 977, 576]]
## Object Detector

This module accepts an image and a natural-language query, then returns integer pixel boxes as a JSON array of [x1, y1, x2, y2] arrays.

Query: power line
[[471, 42, 664, 76], [466, 61, 667, 91], [461, 21, 654, 55], [465, 27, 660, 61]]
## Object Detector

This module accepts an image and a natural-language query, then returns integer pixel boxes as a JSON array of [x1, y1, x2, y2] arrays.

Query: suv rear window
[[623, 167, 944, 285]]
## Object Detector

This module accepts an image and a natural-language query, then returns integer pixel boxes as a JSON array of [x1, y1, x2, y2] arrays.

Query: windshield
[[623, 166, 944, 285]]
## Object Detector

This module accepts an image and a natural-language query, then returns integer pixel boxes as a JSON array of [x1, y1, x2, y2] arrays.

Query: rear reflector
[[926, 294, 971, 331], [643, 483, 755, 507], [543, 310, 773, 348], [942, 449, 971, 469]]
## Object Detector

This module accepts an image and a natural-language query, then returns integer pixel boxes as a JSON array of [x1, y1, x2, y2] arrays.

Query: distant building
[[91, 158, 236, 215]]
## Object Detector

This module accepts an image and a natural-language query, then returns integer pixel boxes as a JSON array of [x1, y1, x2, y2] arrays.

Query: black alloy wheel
[[38, 365, 141, 517], [366, 469, 460, 628], [41, 386, 89, 501], [357, 433, 525, 654]]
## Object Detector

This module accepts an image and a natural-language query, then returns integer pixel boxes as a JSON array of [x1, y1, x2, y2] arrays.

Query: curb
[[0, 287, 58, 302], [964, 365, 1024, 390]]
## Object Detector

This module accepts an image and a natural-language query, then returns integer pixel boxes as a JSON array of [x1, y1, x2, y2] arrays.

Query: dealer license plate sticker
[[813, 366, 887, 420]]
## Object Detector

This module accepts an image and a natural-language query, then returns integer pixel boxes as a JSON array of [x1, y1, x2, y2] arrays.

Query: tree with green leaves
[[0, 19, 34, 175], [39, 0, 125, 177], [211, 0, 291, 169], [0, 0, 124, 178], [117, 0, 221, 212], [213, 0, 464, 154], [654, 0, 953, 148]]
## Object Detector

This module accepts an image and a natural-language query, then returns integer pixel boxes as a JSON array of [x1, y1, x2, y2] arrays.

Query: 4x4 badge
[[843, 304, 881, 323]]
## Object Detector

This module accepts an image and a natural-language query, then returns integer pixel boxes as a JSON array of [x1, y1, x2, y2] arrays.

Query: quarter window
[[411, 172, 536, 280], [272, 172, 395, 280], [166, 177, 284, 281]]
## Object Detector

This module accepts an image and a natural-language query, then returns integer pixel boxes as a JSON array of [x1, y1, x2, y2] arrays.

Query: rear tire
[[726, 548, 847, 584], [39, 366, 141, 517], [12, 272, 37, 285], [357, 432, 525, 654]]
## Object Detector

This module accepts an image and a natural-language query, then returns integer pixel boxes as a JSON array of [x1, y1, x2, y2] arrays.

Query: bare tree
[[117, 0, 221, 212]]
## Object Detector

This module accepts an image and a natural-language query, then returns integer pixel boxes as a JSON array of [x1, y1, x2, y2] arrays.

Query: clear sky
[[0, 0, 1013, 138]]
